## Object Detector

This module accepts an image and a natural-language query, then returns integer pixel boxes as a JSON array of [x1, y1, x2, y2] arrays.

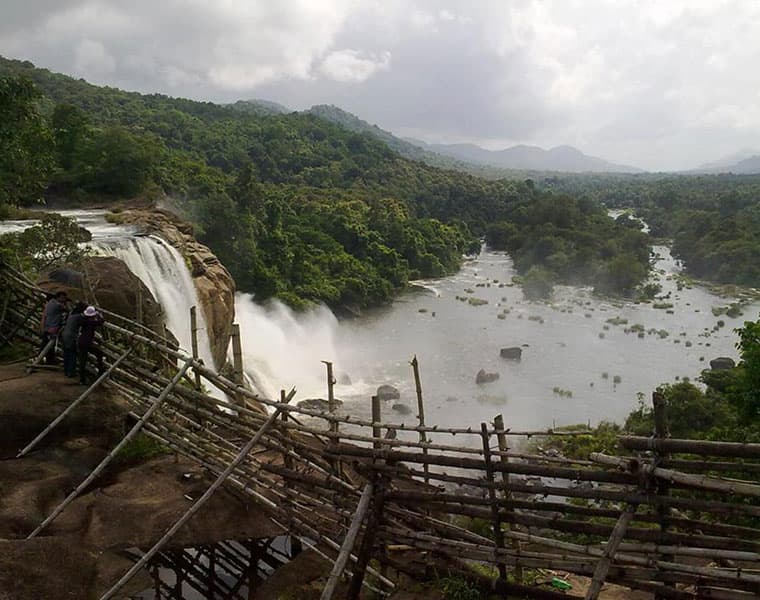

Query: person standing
[[61, 302, 85, 378], [39, 291, 68, 365], [78, 306, 104, 385]]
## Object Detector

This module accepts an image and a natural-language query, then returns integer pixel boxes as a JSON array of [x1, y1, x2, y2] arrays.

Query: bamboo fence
[[2, 260, 759, 600]]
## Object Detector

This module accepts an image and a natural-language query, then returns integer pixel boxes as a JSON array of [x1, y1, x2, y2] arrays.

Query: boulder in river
[[376, 384, 400, 401], [392, 403, 413, 415], [476, 369, 500, 384], [709, 357, 736, 371], [500, 347, 522, 360], [297, 398, 343, 411], [338, 373, 352, 385]]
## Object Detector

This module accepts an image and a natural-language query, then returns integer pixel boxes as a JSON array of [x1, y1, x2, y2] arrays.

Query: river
[[2, 210, 757, 436]]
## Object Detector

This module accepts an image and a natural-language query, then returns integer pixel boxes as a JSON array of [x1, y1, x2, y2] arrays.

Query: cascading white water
[[234, 293, 342, 400], [91, 235, 217, 370]]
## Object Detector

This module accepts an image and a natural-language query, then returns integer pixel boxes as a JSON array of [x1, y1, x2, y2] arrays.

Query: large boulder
[[710, 357, 736, 370], [107, 209, 236, 368], [37, 257, 164, 337], [500, 347, 522, 360], [392, 403, 413, 415], [476, 369, 500, 384], [376, 384, 400, 401], [297, 398, 343, 412]]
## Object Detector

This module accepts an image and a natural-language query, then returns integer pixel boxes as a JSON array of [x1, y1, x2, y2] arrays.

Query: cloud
[[319, 49, 390, 82], [2, 0, 760, 169]]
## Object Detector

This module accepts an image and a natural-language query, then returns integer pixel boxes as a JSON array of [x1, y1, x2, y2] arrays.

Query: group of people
[[40, 291, 104, 385]]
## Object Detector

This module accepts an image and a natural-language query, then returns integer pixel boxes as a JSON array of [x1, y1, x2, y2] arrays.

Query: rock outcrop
[[376, 384, 401, 401], [108, 209, 236, 368], [476, 369, 500, 384], [709, 357, 736, 370], [500, 347, 522, 360], [37, 257, 165, 337]]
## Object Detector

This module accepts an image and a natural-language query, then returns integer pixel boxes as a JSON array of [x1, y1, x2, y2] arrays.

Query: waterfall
[[91, 235, 217, 371], [234, 294, 341, 400]]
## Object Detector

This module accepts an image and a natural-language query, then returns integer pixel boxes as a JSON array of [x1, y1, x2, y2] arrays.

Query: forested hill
[[0, 56, 650, 309]]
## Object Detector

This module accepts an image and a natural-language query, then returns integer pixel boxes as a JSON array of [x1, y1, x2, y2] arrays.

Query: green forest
[[2, 56, 650, 308], [543, 173, 760, 288]]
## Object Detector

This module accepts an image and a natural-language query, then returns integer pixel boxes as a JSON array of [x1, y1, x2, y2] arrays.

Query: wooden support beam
[[190, 306, 202, 391], [319, 482, 374, 600], [481, 422, 507, 580], [99, 405, 284, 600], [585, 503, 638, 600], [619, 435, 760, 459], [410, 355, 430, 484], [494, 413, 522, 584], [231, 323, 244, 406]]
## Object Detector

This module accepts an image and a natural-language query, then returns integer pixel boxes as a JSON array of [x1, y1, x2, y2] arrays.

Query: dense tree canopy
[[0, 56, 652, 308]]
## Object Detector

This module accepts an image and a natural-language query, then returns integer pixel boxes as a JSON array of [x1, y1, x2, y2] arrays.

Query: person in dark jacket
[[61, 302, 85, 378], [39, 291, 68, 364], [78, 306, 104, 385]]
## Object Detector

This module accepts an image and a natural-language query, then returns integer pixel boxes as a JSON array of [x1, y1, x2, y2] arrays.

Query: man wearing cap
[[78, 306, 104, 385], [39, 291, 68, 364]]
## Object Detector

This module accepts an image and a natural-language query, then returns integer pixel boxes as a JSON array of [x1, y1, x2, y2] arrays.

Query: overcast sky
[[3, 0, 759, 171]]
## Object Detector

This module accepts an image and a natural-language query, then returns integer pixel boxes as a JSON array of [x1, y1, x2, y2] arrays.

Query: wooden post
[[320, 482, 375, 600], [372, 395, 382, 450], [586, 503, 638, 600], [280, 390, 293, 471], [347, 478, 387, 600], [652, 390, 672, 600], [190, 307, 202, 392], [481, 422, 507, 581], [136, 285, 143, 325], [410, 355, 430, 484], [231, 323, 244, 406], [494, 413, 522, 583]]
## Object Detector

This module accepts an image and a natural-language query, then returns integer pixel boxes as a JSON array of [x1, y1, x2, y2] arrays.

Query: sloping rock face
[[37, 257, 164, 337], [109, 208, 236, 368]]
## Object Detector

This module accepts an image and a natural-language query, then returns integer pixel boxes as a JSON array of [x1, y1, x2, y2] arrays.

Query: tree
[[0, 76, 54, 205]]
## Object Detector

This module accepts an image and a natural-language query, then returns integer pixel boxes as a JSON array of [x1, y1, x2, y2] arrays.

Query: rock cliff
[[108, 209, 236, 368]]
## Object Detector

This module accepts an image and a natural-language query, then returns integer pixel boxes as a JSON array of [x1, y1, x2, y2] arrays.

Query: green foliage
[[521, 265, 554, 300], [0, 213, 91, 274], [0, 75, 54, 205], [439, 576, 482, 600], [0, 56, 651, 306], [730, 320, 760, 419], [114, 433, 169, 465]]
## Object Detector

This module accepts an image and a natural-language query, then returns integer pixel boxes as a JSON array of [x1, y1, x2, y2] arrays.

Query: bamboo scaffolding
[[585, 503, 638, 600], [27, 358, 193, 539], [16, 345, 135, 458], [320, 482, 374, 600], [99, 406, 284, 600]]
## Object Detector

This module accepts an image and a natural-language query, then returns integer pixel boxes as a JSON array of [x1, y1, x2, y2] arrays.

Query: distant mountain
[[409, 140, 643, 173], [694, 149, 760, 174], [306, 105, 472, 171], [228, 98, 291, 116]]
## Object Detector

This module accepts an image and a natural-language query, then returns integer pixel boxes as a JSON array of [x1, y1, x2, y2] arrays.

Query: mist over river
[[239, 245, 760, 437]]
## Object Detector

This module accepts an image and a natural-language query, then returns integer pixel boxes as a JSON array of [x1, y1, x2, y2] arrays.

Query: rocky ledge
[[108, 208, 235, 368]]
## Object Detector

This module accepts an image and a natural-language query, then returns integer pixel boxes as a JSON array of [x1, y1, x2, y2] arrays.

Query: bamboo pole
[[27, 337, 56, 372], [652, 391, 672, 600], [410, 355, 429, 484], [585, 503, 638, 600], [27, 358, 193, 539], [493, 413, 521, 584], [99, 406, 284, 600], [230, 323, 244, 406], [320, 482, 375, 600], [590, 453, 760, 497], [619, 435, 760, 459], [16, 345, 135, 458], [481, 422, 507, 580], [189, 306, 202, 391]]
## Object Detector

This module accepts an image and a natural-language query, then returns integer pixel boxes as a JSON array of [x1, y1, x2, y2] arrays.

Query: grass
[[114, 433, 169, 465]]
